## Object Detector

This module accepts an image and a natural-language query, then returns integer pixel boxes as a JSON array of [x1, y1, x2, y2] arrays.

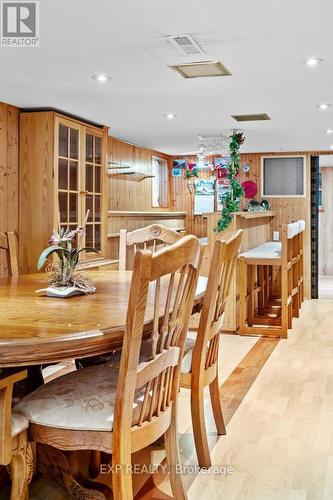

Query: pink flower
[[48, 231, 61, 245], [48, 226, 85, 245]]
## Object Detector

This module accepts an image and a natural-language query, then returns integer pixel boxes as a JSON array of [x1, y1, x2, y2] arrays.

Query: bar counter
[[201, 211, 275, 332]]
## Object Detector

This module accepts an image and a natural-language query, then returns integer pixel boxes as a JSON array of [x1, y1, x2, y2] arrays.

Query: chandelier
[[196, 134, 229, 160]]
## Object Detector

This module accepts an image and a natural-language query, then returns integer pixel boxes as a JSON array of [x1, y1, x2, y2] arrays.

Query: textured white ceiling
[[1, 0, 333, 154]]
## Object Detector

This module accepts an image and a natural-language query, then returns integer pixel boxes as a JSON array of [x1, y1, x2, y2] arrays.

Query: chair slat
[[0, 232, 19, 277]]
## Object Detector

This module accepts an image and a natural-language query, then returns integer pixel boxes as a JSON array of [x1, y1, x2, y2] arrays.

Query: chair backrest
[[192, 230, 243, 374], [112, 235, 202, 474], [0, 232, 19, 277], [281, 221, 305, 265], [118, 224, 183, 270]]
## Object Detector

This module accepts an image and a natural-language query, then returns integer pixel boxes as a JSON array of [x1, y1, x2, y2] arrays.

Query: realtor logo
[[1, 1, 39, 46]]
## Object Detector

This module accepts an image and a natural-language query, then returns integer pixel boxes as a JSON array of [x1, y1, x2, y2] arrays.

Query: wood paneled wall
[[108, 136, 172, 211], [0, 102, 19, 278]]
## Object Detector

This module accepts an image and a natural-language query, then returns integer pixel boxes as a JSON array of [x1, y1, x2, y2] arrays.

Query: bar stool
[[239, 221, 305, 338]]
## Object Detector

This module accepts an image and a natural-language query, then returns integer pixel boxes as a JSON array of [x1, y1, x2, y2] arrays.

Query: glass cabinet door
[[57, 120, 80, 236], [55, 118, 104, 258], [84, 130, 103, 253]]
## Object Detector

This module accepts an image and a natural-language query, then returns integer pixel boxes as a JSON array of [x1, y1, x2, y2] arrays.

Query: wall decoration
[[194, 178, 215, 214], [242, 162, 250, 173], [196, 134, 229, 159], [217, 167, 227, 179], [214, 157, 230, 167], [173, 159, 186, 169], [242, 180, 257, 199], [185, 163, 198, 178], [216, 131, 245, 232], [247, 199, 263, 212], [187, 180, 195, 194], [261, 199, 271, 211], [217, 179, 231, 211], [172, 167, 182, 177]]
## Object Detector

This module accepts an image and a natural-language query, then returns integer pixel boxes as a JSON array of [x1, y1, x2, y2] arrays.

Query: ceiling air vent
[[169, 61, 232, 79], [232, 113, 271, 122], [167, 34, 204, 55]]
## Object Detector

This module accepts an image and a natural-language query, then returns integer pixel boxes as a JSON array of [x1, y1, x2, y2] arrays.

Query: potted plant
[[36, 211, 97, 297]]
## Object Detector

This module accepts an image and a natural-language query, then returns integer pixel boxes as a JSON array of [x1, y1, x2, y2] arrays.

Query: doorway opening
[[317, 154, 333, 298]]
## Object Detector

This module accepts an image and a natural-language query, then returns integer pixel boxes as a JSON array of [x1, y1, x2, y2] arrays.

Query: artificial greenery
[[216, 131, 245, 232]]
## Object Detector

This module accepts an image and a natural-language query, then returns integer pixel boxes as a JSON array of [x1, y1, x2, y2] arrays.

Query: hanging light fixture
[[196, 134, 229, 159]]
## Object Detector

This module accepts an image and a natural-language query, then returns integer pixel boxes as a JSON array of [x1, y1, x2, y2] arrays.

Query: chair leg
[[89, 450, 101, 479], [209, 374, 226, 436], [10, 433, 33, 500], [164, 405, 187, 499], [191, 382, 211, 468]]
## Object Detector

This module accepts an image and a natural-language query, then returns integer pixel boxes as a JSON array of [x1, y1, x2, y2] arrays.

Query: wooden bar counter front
[[202, 211, 275, 332]]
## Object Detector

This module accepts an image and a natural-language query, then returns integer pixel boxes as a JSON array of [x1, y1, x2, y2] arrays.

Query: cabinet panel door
[[83, 128, 104, 254], [55, 117, 82, 235]]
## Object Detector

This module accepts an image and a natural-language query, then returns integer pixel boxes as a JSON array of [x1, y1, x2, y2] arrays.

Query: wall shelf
[[107, 164, 154, 182], [108, 210, 186, 218]]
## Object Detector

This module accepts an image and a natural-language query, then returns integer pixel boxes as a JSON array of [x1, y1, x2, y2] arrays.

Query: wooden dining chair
[[0, 369, 34, 500], [15, 235, 202, 499], [0, 230, 45, 398], [0, 231, 19, 277], [180, 230, 243, 468], [119, 224, 184, 270]]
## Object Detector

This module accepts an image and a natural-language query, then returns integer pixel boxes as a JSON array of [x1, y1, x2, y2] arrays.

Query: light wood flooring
[[5, 299, 333, 499]]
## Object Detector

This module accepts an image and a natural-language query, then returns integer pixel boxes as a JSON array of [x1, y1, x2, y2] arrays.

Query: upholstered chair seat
[[240, 241, 281, 260], [11, 413, 29, 437], [14, 363, 150, 432]]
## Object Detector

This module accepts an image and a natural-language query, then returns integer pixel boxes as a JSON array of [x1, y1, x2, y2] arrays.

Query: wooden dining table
[[0, 270, 207, 368]]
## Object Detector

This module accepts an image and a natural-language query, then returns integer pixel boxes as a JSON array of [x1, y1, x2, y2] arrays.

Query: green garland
[[216, 131, 245, 232]]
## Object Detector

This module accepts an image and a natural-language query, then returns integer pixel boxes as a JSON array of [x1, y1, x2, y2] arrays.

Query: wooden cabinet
[[19, 111, 109, 273]]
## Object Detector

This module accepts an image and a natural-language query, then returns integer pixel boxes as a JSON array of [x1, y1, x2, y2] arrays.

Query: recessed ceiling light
[[326, 129, 333, 134], [163, 113, 177, 120], [92, 74, 111, 82], [317, 103, 332, 110], [302, 57, 324, 67]]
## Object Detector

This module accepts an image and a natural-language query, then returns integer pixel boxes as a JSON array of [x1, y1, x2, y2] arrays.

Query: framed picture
[[194, 179, 215, 215], [214, 157, 230, 167], [172, 167, 182, 177], [173, 159, 186, 169], [261, 155, 306, 197], [217, 179, 231, 211]]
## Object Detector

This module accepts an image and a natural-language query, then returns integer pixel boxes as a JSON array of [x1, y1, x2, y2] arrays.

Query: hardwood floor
[[6, 300, 333, 499], [189, 299, 332, 499]]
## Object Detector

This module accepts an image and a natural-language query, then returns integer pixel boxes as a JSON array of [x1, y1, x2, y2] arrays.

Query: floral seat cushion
[[14, 364, 147, 432], [11, 413, 29, 437]]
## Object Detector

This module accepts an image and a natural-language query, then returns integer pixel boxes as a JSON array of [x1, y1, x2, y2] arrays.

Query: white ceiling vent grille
[[169, 61, 232, 79], [232, 113, 271, 122], [167, 34, 204, 55]]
